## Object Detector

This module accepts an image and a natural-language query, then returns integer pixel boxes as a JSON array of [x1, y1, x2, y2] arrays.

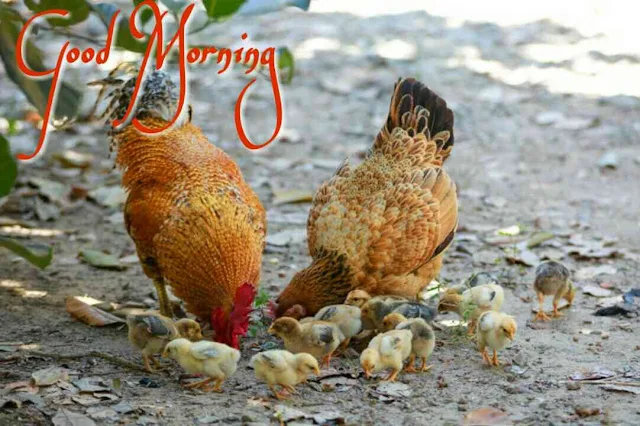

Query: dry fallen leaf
[[52, 408, 96, 426], [463, 407, 511, 425], [31, 367, 69, 386], [272, 189, 314, 205], [575, 407, 601, 418], [65, 297, 125, 327]]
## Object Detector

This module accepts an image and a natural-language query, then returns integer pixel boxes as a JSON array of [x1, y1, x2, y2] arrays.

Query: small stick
[[566, 380, 640, 387], [23, 350, 148, 373]]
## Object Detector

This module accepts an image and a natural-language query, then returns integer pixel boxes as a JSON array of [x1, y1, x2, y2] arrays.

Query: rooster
[[275, 78, 458, 318], [94, 68, 266, 349]]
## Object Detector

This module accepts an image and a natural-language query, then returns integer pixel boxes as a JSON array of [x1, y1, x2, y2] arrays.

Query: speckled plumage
[[101, 70, 266, 321], [277, 78, 458, 317]]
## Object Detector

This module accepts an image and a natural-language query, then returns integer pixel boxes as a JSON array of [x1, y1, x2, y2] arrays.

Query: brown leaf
[[65, 297, 125, 327], [575, 407, 601, 418], [463, 407, 511, 425]]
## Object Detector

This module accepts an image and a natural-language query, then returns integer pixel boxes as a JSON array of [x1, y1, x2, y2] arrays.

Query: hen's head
[[275, 252, 353, 318]]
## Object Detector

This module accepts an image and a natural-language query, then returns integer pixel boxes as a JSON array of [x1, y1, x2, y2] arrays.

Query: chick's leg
[[269, 385, 289, 400], [184, 378, 213, 389], [491, 350, 500, 367], [534, 293, 551, 321], [151, 355, 167, 371], [420, 357, 432, 372], [206, 379, 224, 393], [142, 354, 154, 373], [284, 385, 299, 394], [336, 338, 351, 355], [321, 353, 333, 368], [480, 348, 491, 365], [383, 369, 400, 382], [551, 294, 564, 318], [403, 354, 417, 373], [153, 278, 173, 318]]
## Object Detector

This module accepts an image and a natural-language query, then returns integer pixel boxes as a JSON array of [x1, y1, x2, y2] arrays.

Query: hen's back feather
[[307, 78, 458, 296]]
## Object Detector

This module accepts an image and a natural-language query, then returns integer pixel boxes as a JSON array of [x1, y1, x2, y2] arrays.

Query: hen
[[95, 69, 266, 349], [276, 78, 457, 317]]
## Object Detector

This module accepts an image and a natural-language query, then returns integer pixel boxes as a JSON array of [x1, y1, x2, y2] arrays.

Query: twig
[[23, 350, 148, 373], [565, 379, 640, 387]]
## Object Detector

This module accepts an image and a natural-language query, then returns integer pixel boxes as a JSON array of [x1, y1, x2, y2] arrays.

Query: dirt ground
[[1, 1, 640, 425]]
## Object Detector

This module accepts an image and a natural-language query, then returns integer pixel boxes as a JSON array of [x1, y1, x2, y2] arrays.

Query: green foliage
[[0, 135, 53, 269], [0, 5, 82, 119], [24, 0, 91, 27], [203, 0, 246, 20], [89, 3, 148, 53], [253, 288, 270, 308], [0, 135, 17, 197]]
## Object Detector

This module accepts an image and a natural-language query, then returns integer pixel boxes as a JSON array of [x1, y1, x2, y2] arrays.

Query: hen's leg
[[153, 278, 173, 317], [534, 293, 551, 321]]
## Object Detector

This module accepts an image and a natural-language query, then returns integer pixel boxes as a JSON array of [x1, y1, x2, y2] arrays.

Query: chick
[[382, 313, 435, 372], [533, 261, 576, 321], [438, 283, 504, 335], [475, 311, 517, 367], [312, 304, 362, 350], [392, 301, 438, 324], [162, 338, 240, 392], [360, 297, 407, 330], [126, 313, 202, 372], [345, 289, 372, 308], [360, 329, 412, 381], [251, 350, 320, 400], [268, 317, 344, 367]]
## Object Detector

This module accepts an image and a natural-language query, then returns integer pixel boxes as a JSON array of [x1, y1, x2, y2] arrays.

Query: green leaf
[[0, 236, 53, 269], [90, 3, 148, 53], [0, 9, 82, 119], [79, 249, 127, 270], [0, 135, 17, 197], [24, 0, 90, 27], [134, 0, 157, 26], [277, 46, 295, 84], [203, 0, 246, 19]]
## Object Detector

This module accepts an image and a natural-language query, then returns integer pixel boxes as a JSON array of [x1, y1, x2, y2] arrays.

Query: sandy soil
[[1, 1, 639, 425]]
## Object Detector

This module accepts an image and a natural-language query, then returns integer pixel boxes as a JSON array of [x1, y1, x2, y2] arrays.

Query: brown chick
[[382, 313, 435, 372], [533, 261, 576, 321], [275, 78, 457, 318], [344, 289, 373, 308], [476, 311, 517, 367], [360, 297, 407, 331], [126, 313, 202, 372], [268, 317, 344, 367]]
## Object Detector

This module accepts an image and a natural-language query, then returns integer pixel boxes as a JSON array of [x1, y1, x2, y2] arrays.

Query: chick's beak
[[363, 368, 371, 379], [314, 367, 321, 376], [161, 349, 169, 358], [506, 330, 515, 341], [267, 325, 276, 335]]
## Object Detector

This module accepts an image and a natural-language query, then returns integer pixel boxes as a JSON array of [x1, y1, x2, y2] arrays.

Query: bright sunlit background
[[310, 0, 640, 97]]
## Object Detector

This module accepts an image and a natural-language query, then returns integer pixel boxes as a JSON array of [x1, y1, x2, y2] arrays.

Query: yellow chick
[[345, 289, 373, 308], [475, 311, 517, 367], [251, 350, 320, 400], [381, 313, 435, 372], [438, 283, 504, 335], [312, 304, 362, 350], [126, 312, 202, 372], [533, 261, 576, 321], [162, 338, 240, 392], [268, 318, 344, 367], [360, 329, 412, 381]]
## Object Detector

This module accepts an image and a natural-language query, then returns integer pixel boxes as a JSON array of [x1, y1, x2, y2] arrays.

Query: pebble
[[567, 382, 581, 391]]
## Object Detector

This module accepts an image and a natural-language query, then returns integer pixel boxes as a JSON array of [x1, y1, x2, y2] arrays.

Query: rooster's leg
[[153, 278, 172, 317]]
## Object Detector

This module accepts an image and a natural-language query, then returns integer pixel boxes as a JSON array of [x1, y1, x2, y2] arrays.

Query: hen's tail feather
[[374, 78, 454, 164]]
